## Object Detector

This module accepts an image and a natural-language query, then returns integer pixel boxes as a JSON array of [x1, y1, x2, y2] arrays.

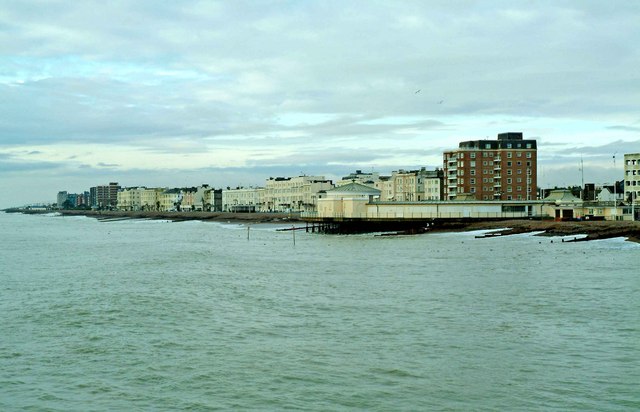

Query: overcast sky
[[1, 1, 639, 207]]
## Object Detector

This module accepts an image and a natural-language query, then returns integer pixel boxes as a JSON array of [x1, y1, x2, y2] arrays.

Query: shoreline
[[454, 219, 640, 243], [4, 208, 302, 224], [5, 209, 640, 243]]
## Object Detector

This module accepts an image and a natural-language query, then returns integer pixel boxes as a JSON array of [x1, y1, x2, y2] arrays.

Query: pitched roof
[[543, 189, 582, 203], [327, 182, 381, 195]]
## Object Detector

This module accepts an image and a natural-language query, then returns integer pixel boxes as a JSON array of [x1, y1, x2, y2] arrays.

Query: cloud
[[1, 1, 640, 207], [607, 125, 640, 133], [0, 153, 66, 173]]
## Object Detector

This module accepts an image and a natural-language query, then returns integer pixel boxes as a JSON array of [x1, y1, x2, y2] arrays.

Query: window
[[507, 161, 512, 167], [517, 161, 522, 166], [517, 152, 522, 157], [507, 152, 513, 158], [470, 187, 476, 193], [483, 161, 488, 166], [526, 143, 532, 148], [526, 161, 531, 167], [507, 178, 512, 184], [507, 186, 512, 192], [470, 178, 476, 184], [470, 161, 476, 167], [517, 186, 522, 191], [507, 143, 512, 148], [526, 152, 532, 158], [471, 170, 476, 176], [485, 143, 491, 149], [517, 169, 522, 174], [507, 170, 512, 175], [483, 152, 489, 157], [470, 152, 476, 158]]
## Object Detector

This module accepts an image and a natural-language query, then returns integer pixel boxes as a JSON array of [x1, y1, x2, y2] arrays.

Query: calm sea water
[[1, 212, 639, 411]]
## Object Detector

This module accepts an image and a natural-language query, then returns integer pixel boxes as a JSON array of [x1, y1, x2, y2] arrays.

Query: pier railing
[[301, 211, 545, 220]]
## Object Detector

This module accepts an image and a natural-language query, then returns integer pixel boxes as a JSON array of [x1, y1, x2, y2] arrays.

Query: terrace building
[[222, 187, 264, 212], [263, 176, 334, 212]]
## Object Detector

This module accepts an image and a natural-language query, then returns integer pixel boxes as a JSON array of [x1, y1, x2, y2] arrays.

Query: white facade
[[390, 168, 443, 201], [222, 187, 264, 212], [624, 153, 640, 202], [263, 176, 334, 212]]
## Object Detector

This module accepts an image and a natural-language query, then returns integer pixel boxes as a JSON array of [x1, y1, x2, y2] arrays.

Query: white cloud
[[1, 1, 639, 207]]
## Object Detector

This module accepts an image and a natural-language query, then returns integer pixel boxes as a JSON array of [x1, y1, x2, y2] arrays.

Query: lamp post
[[613, 153, 617, 221]]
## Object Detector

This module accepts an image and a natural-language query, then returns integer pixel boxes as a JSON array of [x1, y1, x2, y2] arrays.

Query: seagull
[[415, 89, 421, 94], [438, 100, 444, 104]]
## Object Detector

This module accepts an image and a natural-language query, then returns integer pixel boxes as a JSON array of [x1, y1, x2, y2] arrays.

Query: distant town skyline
[[1, 1, 639, 208]]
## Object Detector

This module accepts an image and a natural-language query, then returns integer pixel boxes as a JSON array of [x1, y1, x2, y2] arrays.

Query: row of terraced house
[[55, 133, 640, 215], [112, 169, 444, 213]]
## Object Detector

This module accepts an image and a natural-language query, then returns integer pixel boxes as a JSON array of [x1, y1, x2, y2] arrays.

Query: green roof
[[327, 182, 381, 195]]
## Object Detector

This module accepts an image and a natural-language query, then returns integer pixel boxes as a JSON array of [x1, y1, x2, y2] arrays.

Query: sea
[[1, 211, 639, 411]]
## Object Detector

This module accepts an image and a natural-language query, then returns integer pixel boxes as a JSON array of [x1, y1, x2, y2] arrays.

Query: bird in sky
[[438, 100, 444, 104], [415, 89, 421, 94]]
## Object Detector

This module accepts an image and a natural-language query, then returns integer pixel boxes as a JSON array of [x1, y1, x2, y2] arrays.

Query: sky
[[1, 0, 639, 208]]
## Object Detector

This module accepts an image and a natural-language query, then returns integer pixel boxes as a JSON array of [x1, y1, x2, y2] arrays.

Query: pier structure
[[302, 199, 546, 234], [301, 184, 635, 233]]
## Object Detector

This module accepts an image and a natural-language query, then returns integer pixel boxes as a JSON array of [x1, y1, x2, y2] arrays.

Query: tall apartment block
[[90, 182, 121, 209], [624, 153, 640, 202], [443, 132, 537, 201]]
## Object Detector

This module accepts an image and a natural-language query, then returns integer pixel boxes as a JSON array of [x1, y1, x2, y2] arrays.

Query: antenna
[[580, 155, 584, 199]]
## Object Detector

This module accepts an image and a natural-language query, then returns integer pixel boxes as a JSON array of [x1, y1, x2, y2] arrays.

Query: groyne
[[458, 219, 640, 243]]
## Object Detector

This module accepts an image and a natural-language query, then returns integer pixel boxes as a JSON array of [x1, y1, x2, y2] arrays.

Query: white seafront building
[[263, 176, 334, 213], [222, 187, 264, 212], [336, 168, 444, 202]]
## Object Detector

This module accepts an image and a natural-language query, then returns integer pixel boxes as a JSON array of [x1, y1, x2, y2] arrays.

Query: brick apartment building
[[443, 132, 537, 201]]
